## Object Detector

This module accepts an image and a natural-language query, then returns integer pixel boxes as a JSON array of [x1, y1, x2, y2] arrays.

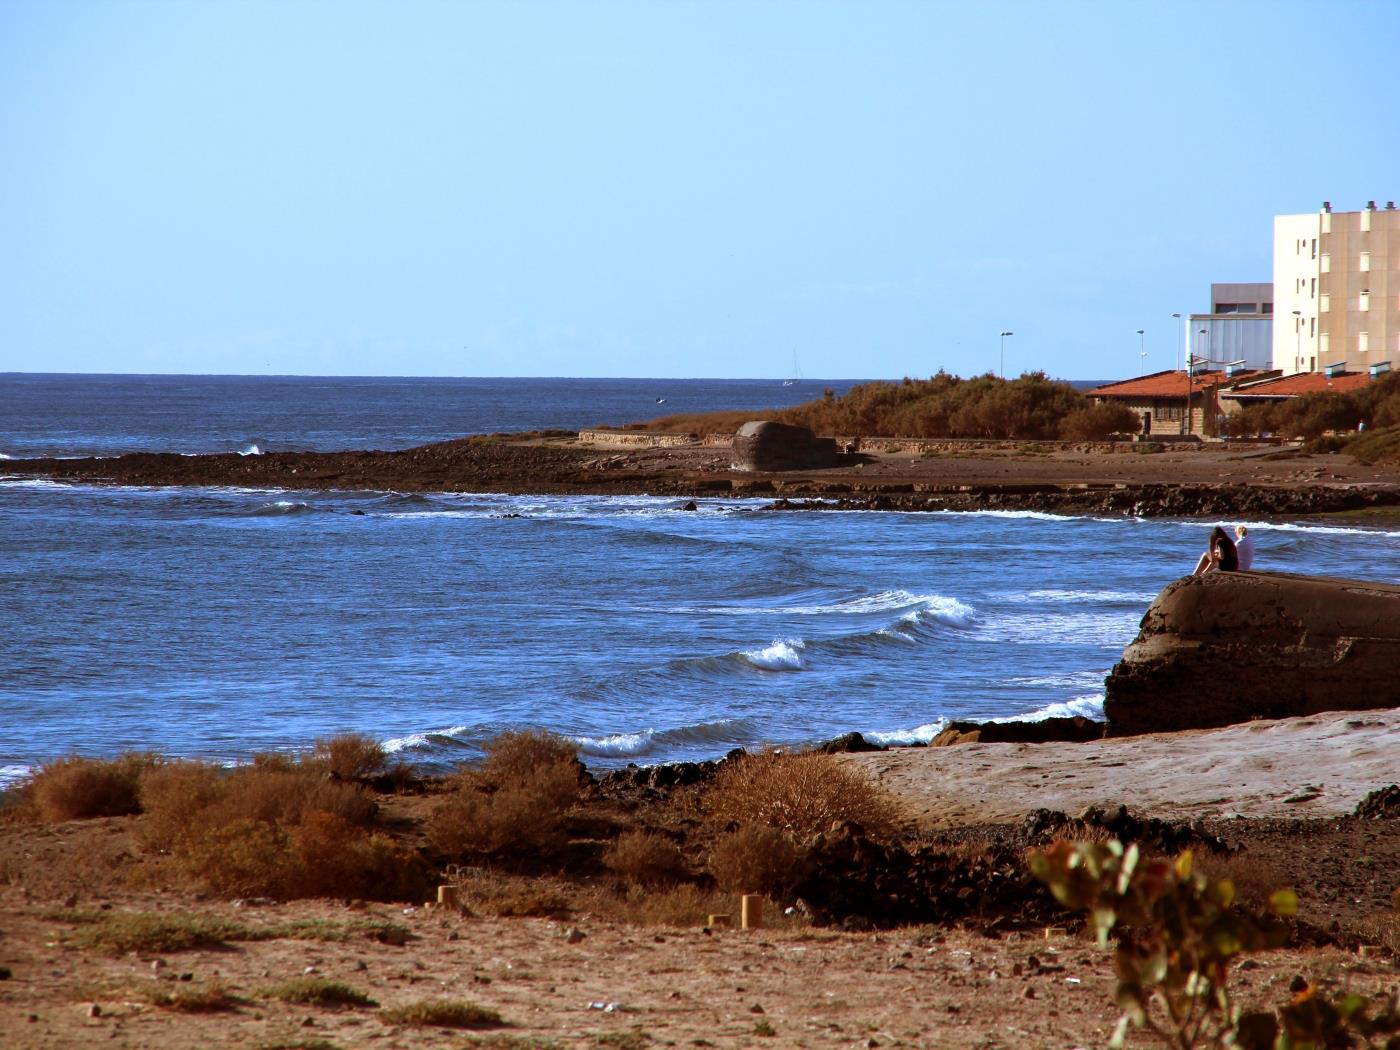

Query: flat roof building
[[1274, 201, 1400, 376]]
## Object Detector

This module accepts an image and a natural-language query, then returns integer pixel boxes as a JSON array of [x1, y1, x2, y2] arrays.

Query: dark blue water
[[6, 375, 1400, 784], [0, 374, 854, 459]]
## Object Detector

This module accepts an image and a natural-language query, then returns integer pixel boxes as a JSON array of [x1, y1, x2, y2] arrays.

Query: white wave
[[0, 452, 12, 460], [1246, 520, 1400, 539], [1008, 670, 1109, 689], [1021, 589, 1156, 604], [381, 725, 469, 753], [0, 763, 32, 789], [742, 639, 806, 670], [993, 694, 1106, 723], [238, 443, 263, 456], [863, 721, 947, 746], [573, 730, 656, 758], [674, 590, 976, 623]]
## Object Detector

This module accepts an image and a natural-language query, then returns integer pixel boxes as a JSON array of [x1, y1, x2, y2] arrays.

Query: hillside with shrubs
[[641, 371, 1141, 441]]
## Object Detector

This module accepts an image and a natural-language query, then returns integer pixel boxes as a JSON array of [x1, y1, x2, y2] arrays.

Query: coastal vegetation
[[640, 371, 1141, 440], [1223, 370, 1400, 454]]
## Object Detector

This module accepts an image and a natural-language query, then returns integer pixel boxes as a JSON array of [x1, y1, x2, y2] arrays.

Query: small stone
[[303, 966, 319, 975], [63, 894, 78, 908], [447, 931, 460, 941], [150, 960, 165, 972], [564, 927, 585, 944], [1290, 975, 1310, 993], [179, 973, 193, 982], [302, 1016, 316, 1027], [87, 1003, 102, 1018], [1022, 986, 1036, 999], [28, 1014, 38, 1023], [353, 960, 368, 971], [0, 966, 11, 980], [750, 1003, 765, 1014]]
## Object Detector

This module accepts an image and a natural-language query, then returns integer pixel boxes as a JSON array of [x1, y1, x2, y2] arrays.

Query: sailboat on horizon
[[782, 349, 802, 387]]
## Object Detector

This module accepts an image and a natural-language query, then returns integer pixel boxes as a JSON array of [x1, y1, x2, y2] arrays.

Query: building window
[[1362, 211, 1372, 232], [1360, 332, 1370, 354], [1361, 291, 1370, 312], [1360, 252, 1371, 272], [1310, 277, 1315, 298], [1310, 317, 1315, 337], [1320, 253, 1330, 273], [1320, 333, 1330, 354], [1320, 294, 1330, 313], [1311, 238, 1317, 258]]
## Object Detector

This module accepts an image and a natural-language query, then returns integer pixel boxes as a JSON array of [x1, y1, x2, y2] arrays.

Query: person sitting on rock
[[1193, 525, 1239, 575], [1234, 524, 1255, 570]]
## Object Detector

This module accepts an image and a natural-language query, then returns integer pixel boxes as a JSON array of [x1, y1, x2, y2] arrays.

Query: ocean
[[5, 373, 1400, 784]]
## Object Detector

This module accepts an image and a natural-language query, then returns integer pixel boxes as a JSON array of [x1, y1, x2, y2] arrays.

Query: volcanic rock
[[930, 716, 1104, 746], [1104, 571, 1400, 736], [731, 421, 839, 471]]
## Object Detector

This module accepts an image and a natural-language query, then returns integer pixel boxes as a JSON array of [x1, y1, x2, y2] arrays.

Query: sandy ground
[[843, 707, 1400, 827], [2, 889, 1395, 1050]]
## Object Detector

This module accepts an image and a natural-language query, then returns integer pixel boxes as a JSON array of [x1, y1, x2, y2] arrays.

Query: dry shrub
[[454, 871, 573, 918], [703, 750, 899, 840], [601, 830, 689, 888], [427, 731, 581, 861], [311, 733, 388, 781], [708, 824, 810, 896], [28, 753, 157, 822], [137, 759, 421, 901], [1195, 850, 1289, 912], [136, 761, 226, 850]]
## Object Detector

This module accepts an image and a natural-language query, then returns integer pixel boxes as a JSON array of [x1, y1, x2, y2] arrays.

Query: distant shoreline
[[7, 430, 1400, 519]]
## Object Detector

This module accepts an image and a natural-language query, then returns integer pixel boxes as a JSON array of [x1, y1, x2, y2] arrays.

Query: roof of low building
[[1223, 371, 1372, 400], [1086, 369, 1270, 400]]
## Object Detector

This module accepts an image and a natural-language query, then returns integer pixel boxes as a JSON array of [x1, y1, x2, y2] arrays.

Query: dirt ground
[[4, 711, 1400, 1050]]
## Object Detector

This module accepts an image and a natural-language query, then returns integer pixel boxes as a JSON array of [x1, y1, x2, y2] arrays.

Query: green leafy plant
[[1028, 839, 1293, 1048], [1029, 838, 1400, 1049]]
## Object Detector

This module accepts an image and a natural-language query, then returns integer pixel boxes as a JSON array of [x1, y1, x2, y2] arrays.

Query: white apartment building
[[1274, 201, 1400, 376]]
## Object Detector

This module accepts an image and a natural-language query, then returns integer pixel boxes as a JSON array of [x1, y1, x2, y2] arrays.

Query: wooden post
[[437, 884, 460, 910], [741, 895, 763, 930]]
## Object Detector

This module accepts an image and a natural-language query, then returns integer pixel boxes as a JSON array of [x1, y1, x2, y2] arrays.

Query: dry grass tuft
[[26, 753, 158, 822], [702, 749, 899, 840], [148, 980, 240, 1012], [1195, 850, 1290, 912], [601, 830, 689, 887], [707, 824, 811, 896], [257, 977, 377, 1008], [615, 883, 737, 927], [58, 911, 253, 955], [378, 998, 504, 1028], [310, 733, 388, 781]]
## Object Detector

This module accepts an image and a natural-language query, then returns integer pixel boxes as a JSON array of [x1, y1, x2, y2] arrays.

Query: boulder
[[1104, 571, 1400, 736], [731, 421, 839, 471]]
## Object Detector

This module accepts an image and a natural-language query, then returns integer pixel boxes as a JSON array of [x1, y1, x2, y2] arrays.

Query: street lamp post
[[1137, 329, 1146, 375], [999, 331, 1014, 378], [1292, 309, 1302, 372], [1171, 312, 1183, 372], [1185, 328, 1207, 436]]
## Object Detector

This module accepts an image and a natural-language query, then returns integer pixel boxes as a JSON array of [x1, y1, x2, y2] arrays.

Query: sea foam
[[742, 639, 806, 670]]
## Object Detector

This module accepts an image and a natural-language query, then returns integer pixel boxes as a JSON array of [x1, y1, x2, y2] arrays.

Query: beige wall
[[1276, 206, 1400, 374], [1318, 207, 1399, 373], [1272, 212, 1320, 374]]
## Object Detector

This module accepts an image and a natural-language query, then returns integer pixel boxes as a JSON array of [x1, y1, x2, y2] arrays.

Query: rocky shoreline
[[8, 430, 1400, 519]]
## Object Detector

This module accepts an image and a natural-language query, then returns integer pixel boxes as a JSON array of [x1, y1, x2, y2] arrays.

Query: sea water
[[5, 374, 1400, 783]]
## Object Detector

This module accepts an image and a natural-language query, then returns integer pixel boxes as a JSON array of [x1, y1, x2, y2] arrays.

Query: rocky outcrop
[[930, 716, 1105, 746], [1104, 571, 1400, 736], [730, 421, 839, 471]]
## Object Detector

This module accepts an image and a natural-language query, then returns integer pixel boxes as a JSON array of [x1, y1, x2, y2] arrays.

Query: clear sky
[[3, 0, 1397, 381]]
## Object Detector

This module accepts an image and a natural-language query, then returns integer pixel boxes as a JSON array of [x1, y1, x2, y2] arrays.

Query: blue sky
[[3, 0, 1397, 381]]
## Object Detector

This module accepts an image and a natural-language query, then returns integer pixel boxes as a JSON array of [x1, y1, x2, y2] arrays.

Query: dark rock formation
[[815, 731, 886, 754], [1354, 785, 1400, 818], [1104, 571, 1400, 736], [731, 421, 839, 471], [930, 716, 1104, 746]]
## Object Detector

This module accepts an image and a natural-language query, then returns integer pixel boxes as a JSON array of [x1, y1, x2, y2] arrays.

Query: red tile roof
[[1086, 369, 1269, 400], [1224, 371, 1372, 400]]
